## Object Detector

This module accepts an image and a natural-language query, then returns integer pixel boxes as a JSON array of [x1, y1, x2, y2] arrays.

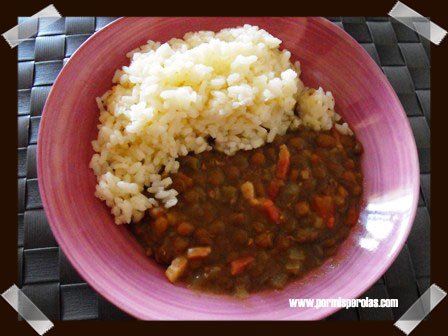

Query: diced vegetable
[[267, 145, 291, 200], [289, 248, 306, 261], [187, 247, 212, 259], [241, 181, 258, 205], [165, 256, 188, 283], [260, 199, 282, 224], [276, 144, 291, 179], [230, 256, 255, 275], [241, 181, 255, 199], [285, 260, 302, 275]]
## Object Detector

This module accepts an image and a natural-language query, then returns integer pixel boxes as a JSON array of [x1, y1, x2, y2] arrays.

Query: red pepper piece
[[230, 256, 255, 275], [276, 144, 291, 179], [261, 199, 282, 224]]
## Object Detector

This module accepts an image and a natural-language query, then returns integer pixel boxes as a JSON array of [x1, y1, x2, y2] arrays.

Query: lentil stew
[[130, 125, 364, 296]]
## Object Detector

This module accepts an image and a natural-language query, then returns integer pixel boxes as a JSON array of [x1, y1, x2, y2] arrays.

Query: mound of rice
[[90, 24, 347, 224]]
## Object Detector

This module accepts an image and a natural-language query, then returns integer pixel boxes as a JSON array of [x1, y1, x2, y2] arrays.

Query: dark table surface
[[17, 17, 430, 320]]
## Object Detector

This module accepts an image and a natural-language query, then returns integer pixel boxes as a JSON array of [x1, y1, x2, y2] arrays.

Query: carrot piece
[[261, 199, 282, 224], [230, 256, 255, 275], [268, 144, 290, 199], [243, 182, 282, 223], [276, 144, 291, 179]]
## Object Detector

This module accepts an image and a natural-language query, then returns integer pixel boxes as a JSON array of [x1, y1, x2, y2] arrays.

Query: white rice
[[90, 24, 351, 225]]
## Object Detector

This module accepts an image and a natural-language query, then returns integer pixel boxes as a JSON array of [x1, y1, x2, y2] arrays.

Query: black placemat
[[17, 17, 430, 321]]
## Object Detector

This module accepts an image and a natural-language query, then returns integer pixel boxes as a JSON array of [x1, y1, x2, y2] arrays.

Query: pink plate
[[38, 17, 419, 320]]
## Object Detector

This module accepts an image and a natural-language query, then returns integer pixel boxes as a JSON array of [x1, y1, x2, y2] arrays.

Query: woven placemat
[[17, 17, 430, 320]]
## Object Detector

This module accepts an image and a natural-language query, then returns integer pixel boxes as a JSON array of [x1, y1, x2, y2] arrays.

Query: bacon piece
[[187, 247, 212, 259], [165, 256, 188, 283]]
